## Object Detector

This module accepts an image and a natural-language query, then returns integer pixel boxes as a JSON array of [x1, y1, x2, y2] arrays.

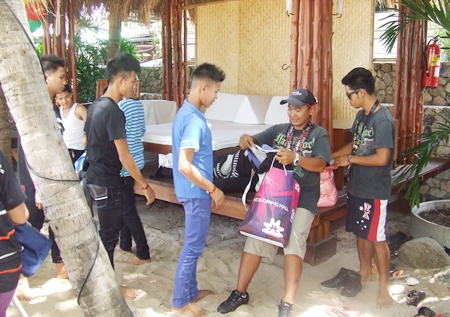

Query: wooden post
[[183, 3, 189, 102], [311, 0, 322, 124], [290, 0, 300, 91], [68, 0, 77, 102], [299, 0, 312, 88]]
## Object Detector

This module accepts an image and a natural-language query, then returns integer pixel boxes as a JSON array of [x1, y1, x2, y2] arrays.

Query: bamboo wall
[[332, 0, 375, 119], [197, 0, 291, 95], [196, 0, 374, 118]]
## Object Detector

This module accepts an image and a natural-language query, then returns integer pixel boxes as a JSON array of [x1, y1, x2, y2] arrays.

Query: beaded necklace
[[286, 121, 313, 153]]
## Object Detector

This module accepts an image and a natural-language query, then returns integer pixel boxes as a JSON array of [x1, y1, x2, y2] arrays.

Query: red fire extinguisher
[[423, 38, 441, 88]]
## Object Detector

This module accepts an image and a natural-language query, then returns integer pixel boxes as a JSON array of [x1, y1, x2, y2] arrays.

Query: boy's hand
[[143, 185, 156, 206], [35, 192, 43, 210], [211, 187, 224, 209], [335, 154, 351, 167]]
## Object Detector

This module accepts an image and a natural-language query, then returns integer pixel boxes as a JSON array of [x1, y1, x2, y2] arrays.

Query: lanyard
[[286, 121, 313, 153], [351, 100, 379, 155]]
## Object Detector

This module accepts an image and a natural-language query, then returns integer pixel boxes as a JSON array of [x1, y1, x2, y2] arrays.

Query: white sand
[[6, 199, 450, 317]]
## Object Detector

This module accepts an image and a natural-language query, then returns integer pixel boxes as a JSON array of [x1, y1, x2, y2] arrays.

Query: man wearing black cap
[[217, 88, 331, 317]]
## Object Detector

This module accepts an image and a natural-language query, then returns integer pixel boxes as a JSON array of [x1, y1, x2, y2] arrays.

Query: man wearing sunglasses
[[320, 67, 395, 308]]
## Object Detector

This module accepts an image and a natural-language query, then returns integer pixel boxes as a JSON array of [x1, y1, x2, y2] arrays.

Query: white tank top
[[60, 103, 85, 150]]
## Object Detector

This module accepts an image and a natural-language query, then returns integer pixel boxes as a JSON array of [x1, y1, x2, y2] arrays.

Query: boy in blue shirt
[[171, 63, 225, 317]]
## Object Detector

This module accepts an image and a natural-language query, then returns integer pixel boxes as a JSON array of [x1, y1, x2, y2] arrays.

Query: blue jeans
[[119, 176, 150, 260], [172, 197, 211, 308]]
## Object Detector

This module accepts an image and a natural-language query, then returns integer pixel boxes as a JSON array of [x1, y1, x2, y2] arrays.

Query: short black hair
[[105, 53, 141, 84], [40, 55, 65, 74], [341, 67, 375, 95], [191, 63, 226, 84], [59, 84, 72, 94]]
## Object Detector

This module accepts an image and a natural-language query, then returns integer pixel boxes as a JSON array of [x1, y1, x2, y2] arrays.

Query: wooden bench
[[136, 157, 450, 266]]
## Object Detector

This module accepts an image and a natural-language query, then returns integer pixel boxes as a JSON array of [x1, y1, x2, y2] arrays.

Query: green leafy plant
[[380, 0, 450, 52], [394, 109, 450, 208]]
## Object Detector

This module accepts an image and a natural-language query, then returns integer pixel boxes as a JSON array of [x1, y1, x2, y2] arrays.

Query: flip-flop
[[389, 269, 410, 280], [325, 306, 361, 317], [393, 276, 419, 286], [406, 290, 426, 306], [416, 306, 436, 317]]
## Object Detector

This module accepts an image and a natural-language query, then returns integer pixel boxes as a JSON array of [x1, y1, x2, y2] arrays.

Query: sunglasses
[[346, 88, 361, 99]]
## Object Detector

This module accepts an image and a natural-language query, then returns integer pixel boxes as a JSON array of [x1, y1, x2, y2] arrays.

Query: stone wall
[[374, 62, 450, 106], [419, 106, 450, 201], [139, 66, 162, 94]]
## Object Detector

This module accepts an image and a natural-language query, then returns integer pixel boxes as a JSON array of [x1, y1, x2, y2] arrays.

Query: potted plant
[[381, 0, 450, 244]]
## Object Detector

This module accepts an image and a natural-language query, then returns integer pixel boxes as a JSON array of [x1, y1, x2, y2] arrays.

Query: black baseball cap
[[280, 88, 317, 108]]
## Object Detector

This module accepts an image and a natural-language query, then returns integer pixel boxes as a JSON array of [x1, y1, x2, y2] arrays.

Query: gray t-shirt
[[347, 106, 394, 200], [254, 123, 331, 214]]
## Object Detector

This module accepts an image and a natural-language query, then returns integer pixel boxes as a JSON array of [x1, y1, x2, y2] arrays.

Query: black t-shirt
[[0, 150, 27, 292], [84, 97, 127, 188]]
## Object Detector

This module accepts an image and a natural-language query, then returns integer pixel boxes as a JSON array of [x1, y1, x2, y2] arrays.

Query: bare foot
[[190, 289, 214, 303], [15, 276, 42, 301], [377, 288, 393, 308], [171, 303, 208, 317], [56, 263, 69, 279], [122, 255, 151, 265], [121, 286, 146, 301]]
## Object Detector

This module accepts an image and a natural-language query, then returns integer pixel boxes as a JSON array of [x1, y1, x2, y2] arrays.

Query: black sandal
[[416, 307, 436, 317], [406, 290, 426, 306]]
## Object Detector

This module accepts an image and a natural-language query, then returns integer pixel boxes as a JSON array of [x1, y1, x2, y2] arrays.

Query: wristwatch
[[294, 153, 300, 166]]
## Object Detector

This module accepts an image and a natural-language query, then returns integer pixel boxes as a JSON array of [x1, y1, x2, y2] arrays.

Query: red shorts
[[346, 192, 388, 242]]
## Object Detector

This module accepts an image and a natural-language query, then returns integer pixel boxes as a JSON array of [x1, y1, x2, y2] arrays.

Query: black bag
[[213, 149, 252, 179]]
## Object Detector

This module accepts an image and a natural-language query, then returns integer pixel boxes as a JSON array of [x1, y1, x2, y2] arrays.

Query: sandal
[[325, 306, 360, 317], [416, 307, 436, 317], [389, 269, 410, 280], [393, 276, 420, 286], [406, 290, 426, 306]]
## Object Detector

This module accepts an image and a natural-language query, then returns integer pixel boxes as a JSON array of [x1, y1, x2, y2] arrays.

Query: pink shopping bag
[[238, 166, 301, 248], [317, 165, 338, 208]]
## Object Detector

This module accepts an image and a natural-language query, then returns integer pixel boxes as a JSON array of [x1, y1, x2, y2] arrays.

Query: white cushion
[[204, 92, 246, 122], [234, 95, 272, 124], [264, 96, 289, 125]]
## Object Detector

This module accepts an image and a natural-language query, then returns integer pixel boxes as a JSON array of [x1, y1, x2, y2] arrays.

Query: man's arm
[[335, 147, 391, 168], [178, 148, 224, 208], [8, 202, 29, 226], [275, 148, 327, 172], [75, 104, 87, 121], [114, 138, 155, 205], [331, 142, 352, 160]]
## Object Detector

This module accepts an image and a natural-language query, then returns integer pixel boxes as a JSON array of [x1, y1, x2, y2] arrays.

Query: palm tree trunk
[[107, 15, 122, 60], [0, 87, 12, 167], [0, 0, 131, 316]]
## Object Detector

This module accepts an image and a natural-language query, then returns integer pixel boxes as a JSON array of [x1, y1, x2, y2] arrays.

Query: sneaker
[[217, 290, 249, 314], [278, 300, 294, 317], [340, 271, 362, 300], [320, 268, 354, 290]]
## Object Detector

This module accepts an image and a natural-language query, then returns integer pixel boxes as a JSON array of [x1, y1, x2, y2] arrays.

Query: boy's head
[[56, 84, 72, 108], [341, 67, 375, 95], [41, 55, 66, 97], [190, 63, 226, 108], [105, 53, 141, 99]]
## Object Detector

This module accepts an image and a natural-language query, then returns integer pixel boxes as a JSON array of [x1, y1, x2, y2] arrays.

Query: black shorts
[[346, 192, 388, 242]]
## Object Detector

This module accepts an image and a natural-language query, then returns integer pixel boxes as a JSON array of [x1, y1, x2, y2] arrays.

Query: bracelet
[[142, 184, 149, 191], [347, 155, 352, 164], [207, 185, 216, 195]]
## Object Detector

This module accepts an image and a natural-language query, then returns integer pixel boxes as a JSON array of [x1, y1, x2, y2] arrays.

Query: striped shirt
[[118, 98, 146, 177]]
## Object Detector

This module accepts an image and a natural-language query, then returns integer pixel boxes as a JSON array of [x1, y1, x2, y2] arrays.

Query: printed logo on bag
[[262, 218, 285, 238]]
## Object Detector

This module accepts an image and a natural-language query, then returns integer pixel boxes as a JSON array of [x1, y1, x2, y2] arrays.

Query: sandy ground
[[6, 197, 450, 317]]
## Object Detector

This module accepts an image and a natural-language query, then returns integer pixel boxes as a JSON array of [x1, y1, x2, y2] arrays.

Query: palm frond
[[380, 0, 450, 53], [394, 109, 450, 208]]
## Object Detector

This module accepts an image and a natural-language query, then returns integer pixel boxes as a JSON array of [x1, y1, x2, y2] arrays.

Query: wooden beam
[[289, 0, 300, 91], [182, 0, 238, 10]]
